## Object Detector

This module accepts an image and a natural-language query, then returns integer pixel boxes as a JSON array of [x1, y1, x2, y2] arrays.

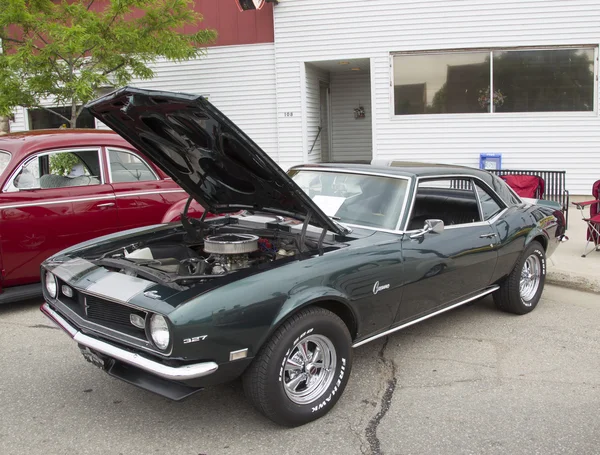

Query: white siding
[[273, 0, 600, 194], [8, 107, 27, 132], [305, 63, 330, 163], [330, 71, 372, 162]]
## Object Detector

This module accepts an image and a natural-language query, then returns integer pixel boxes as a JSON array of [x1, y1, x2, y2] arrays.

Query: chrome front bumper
[[41, 303, 218, 381]]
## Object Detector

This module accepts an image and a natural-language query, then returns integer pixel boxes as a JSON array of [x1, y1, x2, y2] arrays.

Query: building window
[[393, 47, 595, 115], [28, 106, 96, 129]]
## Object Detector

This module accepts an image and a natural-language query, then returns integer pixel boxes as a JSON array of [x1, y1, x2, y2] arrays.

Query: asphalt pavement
[[0, 285, 598, 455]]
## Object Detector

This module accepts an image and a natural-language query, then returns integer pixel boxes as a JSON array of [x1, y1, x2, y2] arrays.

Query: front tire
[[243, 307, 352, 427], [494, 240, 546, 315]]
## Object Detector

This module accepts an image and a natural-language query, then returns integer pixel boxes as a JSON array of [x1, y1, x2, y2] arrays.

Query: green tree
[[0, 0, 216, 129]]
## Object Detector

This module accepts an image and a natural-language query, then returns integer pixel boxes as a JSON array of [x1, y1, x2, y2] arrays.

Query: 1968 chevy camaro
[[41, 87, 566, 426]]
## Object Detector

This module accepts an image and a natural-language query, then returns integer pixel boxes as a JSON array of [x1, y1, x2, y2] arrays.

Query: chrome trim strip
[[41, 303, 219, 381], [293, 167, 413, 181], [115, 189, 185, 198], [2, 147, 104, 193], [0, 194, 116, 210], [352, 286, 500, 348]]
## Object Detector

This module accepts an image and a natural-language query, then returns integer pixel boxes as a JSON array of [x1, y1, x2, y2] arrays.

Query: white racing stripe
[[51, 258, 98, 282], [86, 271, 155, 302]]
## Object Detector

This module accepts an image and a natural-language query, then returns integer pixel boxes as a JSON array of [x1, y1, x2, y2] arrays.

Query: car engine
[[204, 233, 259, 274]]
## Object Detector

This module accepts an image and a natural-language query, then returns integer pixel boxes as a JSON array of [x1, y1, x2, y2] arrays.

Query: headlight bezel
[[44, 270, 58, 298], [147, 313, 171, 352]]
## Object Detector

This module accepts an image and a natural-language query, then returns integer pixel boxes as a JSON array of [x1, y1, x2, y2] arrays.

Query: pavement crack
[[365, 337, 397, 455]]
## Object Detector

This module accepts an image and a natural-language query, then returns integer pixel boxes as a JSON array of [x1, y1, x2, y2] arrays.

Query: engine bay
[[89, 214, 341, 290], [118, 231, 299, 278]]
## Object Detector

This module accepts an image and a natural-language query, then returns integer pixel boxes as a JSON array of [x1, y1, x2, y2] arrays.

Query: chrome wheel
[[520, 254, 541, 302], [282, 334, 337, 405]]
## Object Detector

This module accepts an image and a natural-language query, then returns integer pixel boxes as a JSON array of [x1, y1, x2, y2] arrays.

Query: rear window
[[0, 151, 11, 175]]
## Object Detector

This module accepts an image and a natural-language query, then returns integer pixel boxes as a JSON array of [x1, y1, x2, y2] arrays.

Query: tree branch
[[28, 105, 71, 124], [76, 104, 88, 118], [87, 0, 95, 10], [103, 62, 125, 76]]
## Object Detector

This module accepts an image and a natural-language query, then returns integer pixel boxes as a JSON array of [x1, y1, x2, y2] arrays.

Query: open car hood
[[86, 87, 346, 236]]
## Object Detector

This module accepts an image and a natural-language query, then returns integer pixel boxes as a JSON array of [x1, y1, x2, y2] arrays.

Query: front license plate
[[80, 347, 106, 370]]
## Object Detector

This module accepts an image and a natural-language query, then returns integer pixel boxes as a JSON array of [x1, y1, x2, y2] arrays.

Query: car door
[[394, 177, 499, 323], [0, 148, 118, 286], [106, 147, 187, 230]]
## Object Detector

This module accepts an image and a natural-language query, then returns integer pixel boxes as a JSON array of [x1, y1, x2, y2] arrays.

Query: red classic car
[[0, 129, 205, 303]]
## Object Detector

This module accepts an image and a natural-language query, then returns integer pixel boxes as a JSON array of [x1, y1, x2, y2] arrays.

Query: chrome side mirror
[[409, 219, 444, 239]]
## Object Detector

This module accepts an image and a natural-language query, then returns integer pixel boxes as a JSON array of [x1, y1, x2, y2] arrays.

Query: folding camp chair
[[499, 174, 545, 199], [573, 180, 600, 257]]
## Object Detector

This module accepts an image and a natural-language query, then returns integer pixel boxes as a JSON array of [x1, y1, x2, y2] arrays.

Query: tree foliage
[[0, 0, 216, 127]]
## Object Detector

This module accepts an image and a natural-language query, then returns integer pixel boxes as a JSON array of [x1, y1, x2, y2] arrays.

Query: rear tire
[[243, 307, 352, 427], [494, 240, 546, 315]]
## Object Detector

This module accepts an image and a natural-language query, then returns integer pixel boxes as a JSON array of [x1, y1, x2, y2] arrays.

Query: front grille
[[84, 295, 147, 337]]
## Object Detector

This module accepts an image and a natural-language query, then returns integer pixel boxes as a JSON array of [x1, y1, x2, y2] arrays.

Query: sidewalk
[[546, 202, 600, 294]]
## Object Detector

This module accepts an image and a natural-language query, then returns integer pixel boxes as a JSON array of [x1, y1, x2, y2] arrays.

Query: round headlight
[[149, 314, 170, 351], [45, 271, 57, 298]]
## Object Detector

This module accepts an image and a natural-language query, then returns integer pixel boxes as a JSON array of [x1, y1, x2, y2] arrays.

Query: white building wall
[[330, 71, 372, 162], [304, 63, 330, 163], [126, 43, 279, 160], [8, 107, 28, 132], [273, 0, 600, 194]]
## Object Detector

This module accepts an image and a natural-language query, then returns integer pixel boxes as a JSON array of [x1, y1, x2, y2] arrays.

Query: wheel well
[[532, 235, 547, 251], [312, 300, 358, 340]]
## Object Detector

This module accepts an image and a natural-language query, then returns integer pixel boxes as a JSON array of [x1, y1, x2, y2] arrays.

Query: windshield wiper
[[328, 216, 352, 234]]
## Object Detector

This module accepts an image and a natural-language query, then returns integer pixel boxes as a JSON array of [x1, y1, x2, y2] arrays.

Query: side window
[[8, 149, 101, 191], [407, 178, 482, 230], [474, 182, 504, 221], [109, 149, 157, 183], [0, 151, 11, 175]]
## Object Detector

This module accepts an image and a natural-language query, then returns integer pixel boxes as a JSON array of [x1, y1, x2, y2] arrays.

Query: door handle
[[480, 233, 497, 239], [96, 202, 116, 208]]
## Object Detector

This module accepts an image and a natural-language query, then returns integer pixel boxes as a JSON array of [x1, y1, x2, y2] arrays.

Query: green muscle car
[[40, 87, 566, 426]]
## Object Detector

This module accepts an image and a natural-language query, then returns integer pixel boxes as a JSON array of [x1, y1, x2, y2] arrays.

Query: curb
[[546, 270, 600, 295]]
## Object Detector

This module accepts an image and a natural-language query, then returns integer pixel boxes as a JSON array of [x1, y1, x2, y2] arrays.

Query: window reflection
[[290, 170, 408, 230], [393, 52, 490, 114], [493, 49, 594, 112]]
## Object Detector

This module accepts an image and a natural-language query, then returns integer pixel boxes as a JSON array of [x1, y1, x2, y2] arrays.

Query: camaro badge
[[144, 290, 162, 300], [373, 281, 390, 295]]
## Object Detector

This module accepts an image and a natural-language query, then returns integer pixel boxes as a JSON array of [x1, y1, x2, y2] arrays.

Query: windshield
[[0, 151, 11, 175], [290, 170, 409, 230]]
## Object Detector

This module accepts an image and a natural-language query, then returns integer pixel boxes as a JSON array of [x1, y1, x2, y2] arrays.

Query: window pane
[[12, 157, 41, 190], [290, 170, 408, 230], [493, 49, 594, 112], [10, 150, 101, 190], [42, 150, 100, 188], [0, 151, 11, 175], [394, 52, 490, 114], [109, 150, 157, 183], [474, 183, 503, 220], [408, 178, 480, 228], [29, 106, 95, 129]]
